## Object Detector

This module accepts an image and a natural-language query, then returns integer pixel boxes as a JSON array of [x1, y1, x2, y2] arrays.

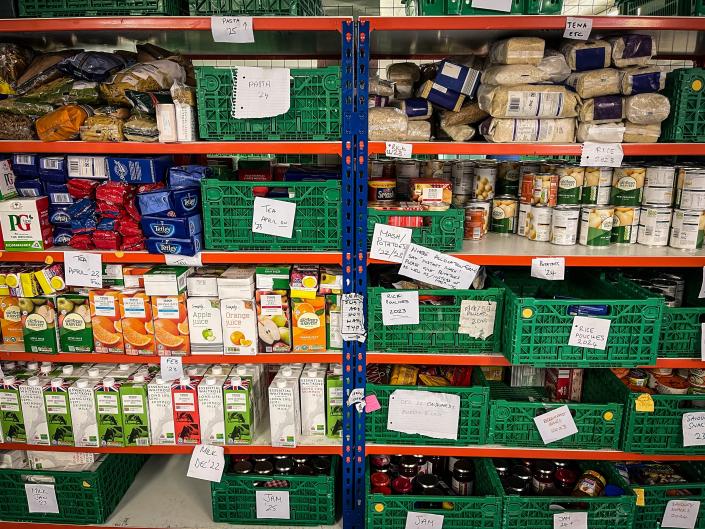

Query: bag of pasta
[[35, 104, 90, 141], [100, 59, 186, 105], [80, 115, 124, 142], [0, 112, 36, 139]]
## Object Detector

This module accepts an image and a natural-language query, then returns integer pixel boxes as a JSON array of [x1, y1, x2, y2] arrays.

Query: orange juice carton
[[89, 289, 124, 354], [0, 296, 23, 346], [221, 298, 258, 355], [123, 265, 153, 288], [152, 294, 190, 356], [119, 290, 155, 356], [143, 266, 190, 296], [290, 265, 319, 299], [292, 296, 327, 352], [255, 290, 291, 353]]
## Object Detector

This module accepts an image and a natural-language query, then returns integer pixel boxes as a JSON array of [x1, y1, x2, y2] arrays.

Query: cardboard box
[[143, 266, 190, 296], [0, 197, 53, 251], [95, 377, 124, 447], [20, 296, 59, 354], [107, 155, 171, 184], [27, 450, 96, 470], [19, 377, 49, 445], [255, 266, 290, 290], [57, 294, 93, 353], [0, 376, 25, 442], [290, 265, 319, 299], [148, 377, 176, 445], [198, 375, 226, 445], [255, 290, 291, 353], [43, 377, 74, 446], [69, 378, 100, 448], [0, 159, 17, 200], [221, 298, 257, 355], [89, 290, 124, 354], [152, 294, 190, 356], [172, 376, 200, 445], [120, 290, 155, 356], [216, 266, 255, 300], [122, 265, 152, 288], [67, 155, 108, 179], [102, 264, 124, 287], [0, 449, 26, 468], [187, 266, 226, 298], [0, 296, 23, 346], [187, 297, 223, 354]]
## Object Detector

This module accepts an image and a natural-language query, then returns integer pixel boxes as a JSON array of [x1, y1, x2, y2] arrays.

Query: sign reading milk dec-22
[[211, 16, 254, 43], [662, 500, 701, 529], [64, 251, 102, 288], [25, 484, 59, 514], [563, 17, 592, 40], [580, 142, 624, 168], [187, 444, 225, 482], [568, 315, 611, 350], [252, 197, 296, 239], [406, 512, 444, 529], [682, 412, 705, 447], [387, 389, 460, 440], [385, 142, 413, 159]]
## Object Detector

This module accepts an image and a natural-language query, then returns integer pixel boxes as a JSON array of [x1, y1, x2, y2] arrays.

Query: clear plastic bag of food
[[625, 93, 670, 125], [578, 95, 625, 123], [124, 113, 159, 142], [100, 59, 186, 105], [404, 120, 431, 141], [57, 51, 131, 82], [369, 77, 394, 97], [481, 64, 549, 85], [439, 103, 488, 128], [489, 38, 545, 66], [478, 84, 578, 118], [369, 107, 408, 141], [0, 98, 52, 116], [0, 43, 33, 94], [14, 50, 78, 96], [576, 121, 625, 143], [565, 68, 620, 98], [79, 115, 124, 142], [609, 35, 655, 68], [387, 62, 421, 83], [479, 117, 576, 143], [537, 49, 571, 83], [620, 66, 666, 95], [0, 112, 36, 139], [560, 40, 612, 71], [623, 121, 661, 143], [35, 104, 90, 141], [441, 123, 476, 142]]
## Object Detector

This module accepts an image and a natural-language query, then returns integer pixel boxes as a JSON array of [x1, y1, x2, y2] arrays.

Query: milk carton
[[0, 376, 25, 442], [223, 374, 255, 445], [120, 373, 151, 447], [268, 375, 300, 448], [206, 365, 231, 377], [43, 377, 73, 446], [221, 298, 257, 355], [19, 377, 49, 445], [326, 364, 343, 438], [198, 375, 226, 445], [108, 363, 140, 379], [85, 364, 115, 380], [300, 366, 327, 437], [187, 297, 223, 354], [147, 376, 176, 445], [95, 377, 124, 447], [0, 197, 53, 251], [69, 378, 99, 448], [172, 376, 200, 445]]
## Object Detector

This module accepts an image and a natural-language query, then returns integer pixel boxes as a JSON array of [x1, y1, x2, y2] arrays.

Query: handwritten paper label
[[458, 300, 496, 338], [399, 243, 480, 290], [563, 17, 592, 40], [233, 67, 290, 119], [580, 142, 624, 168], [568, 315, 611, 350], [683, 412, 705, 447], [387, 389, 460, 440], [25, 484, 59, 514], [341, 293, 366, 342], [635, 393, 655, 413], [160, 356, 183, 382], [256, 490, 291, 520], [211, 16, 255, 43], [471, 0, 513, 12], [534, 405, 579, 444], [165, 253, 202, 267], [252, 197, 296, 239], [347, 388, 365, 407], [531, 257, 565, 281], [381, 291, 419, 326], [662, 500, 700, 529], [370, 224, 412, 263], [406, 512, 444, 529], [64, 252, 102, 288], [699, 267, 705, 298], [187, 444, 225, 482], [385, 142, 413, 159], [554, 511, 587, 529]]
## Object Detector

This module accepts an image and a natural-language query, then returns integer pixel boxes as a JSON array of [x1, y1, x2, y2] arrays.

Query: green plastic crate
[[189, 0, 322, 14], [616, 0, 700, 14], [659, 272, 705, 358], [0, 454, 147, 524], [402, 0, 524, 14], [201, 179, 341, 251], [365, 383, 489, 446], [195, 66, 341, 141], [476, 368, 623, 449], [492, 271, 663, 367], [367, 286, 505, 354], [367, 208, 464, 253], [18, 0, 181, 16], [662, 68, 705, 143], [212, 456, 338, 525], [367, 458, 503, 529]]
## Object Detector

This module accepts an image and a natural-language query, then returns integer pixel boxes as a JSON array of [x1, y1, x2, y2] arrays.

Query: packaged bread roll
[[576, 122, 625, 143], [369, 107, 408, 141], [625, 93, 670, 125], [620, 66, 666, 95], [623, 121, 660, 143], [481, 64, 549, 85], [478, 84, 578, 118], [489, 37, 545, 66], [609, 35, 655, 68], [578, 95, 625, 123], [479, 117, 576, 143], [560, 40, 612, 71], [565, 68, 620, 98]]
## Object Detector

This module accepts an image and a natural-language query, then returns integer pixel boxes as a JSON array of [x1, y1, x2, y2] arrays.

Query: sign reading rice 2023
[[682, 412, 705, 447]]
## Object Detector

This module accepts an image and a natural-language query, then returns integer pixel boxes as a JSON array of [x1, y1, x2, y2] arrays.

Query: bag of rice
[[369, 77, 394, 97], [565, 68, 620, 98], [609, 35, 655, 68], [479, 117, 576, 143], [369, 107, 408, 141], [538, 49, 572, 83], [560, 40, 612, 71], [439, 103, 488, 127], [578, 95, 625, 123], [481, 64, 549, 85], [489, 37, 545, 66], [478, 84, 578, 118], [576, 122, 625, 143], [441, 123, 476, 142], [620, 65, 666, 95], [404, 120, 431, 141], [625, 93, 670, 125], [623, 121, 660, 143]]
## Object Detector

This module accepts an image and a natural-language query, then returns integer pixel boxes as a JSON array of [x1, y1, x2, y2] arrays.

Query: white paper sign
[[160, 356, 183, 382], [64, 252, 102, 288], [252, 197, 296, 238], [256, 490, 291, 520], [682, 412, 705, 447], [531, 257, 565, 281], [568, 315, 611, 350], [554, 511, 587, 529], [400, 243, 480, 290], [471, 0, 513, 12], [662, 500, 701, 529], [347, 388, 365, 407], [458, 300, 496, 338], [381, 291, 419, 326], [534, 405, 579, 444], [563, 17, 592, 40], [233, 67, 290, 119], [387, 389, 460, 440], [406, 512, 444, 529], [699, 266, 705, 298], [25, 484, 59, 514], [341, 293, 366, 342], [187, 444, 225, 482], [370, 224, 412, 263], [580, 142, 624, 168], [211, 16, 255, 43], [165, 253, 203, 267], [385, 142, 413, 159]]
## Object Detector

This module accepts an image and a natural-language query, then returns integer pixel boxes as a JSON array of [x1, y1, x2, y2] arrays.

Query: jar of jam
[[392, 476, 412, 495], [414, 473, 440, 495], [371, 472, 392, 495], [451, 459, 474, 496], [532, 461, 556, 495], [399, 456, 418, 479], [294, 464, 315, 476], [274, 457, 294, 475], [233, 460, 253, 474], [511, 464, 532, 484], [505, 475, 529, 495], [311, 456, 331, 475], [555, 467, 578, 494], [425, 456, 446, 476], [573, 470, 606, 497], [371, 455, 390, 473], [253, 456, 270, 463], [254, 461, 274, 475], [494, 459, 511, 479]]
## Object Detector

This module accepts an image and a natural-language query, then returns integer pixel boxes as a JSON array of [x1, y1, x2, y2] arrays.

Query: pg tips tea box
[[89, 289, 124, 354], [20, 296, 58, 354], [0, 197, 53, 251], [152, 294, 190, 356], [57, 294, 93, 353], [119, 290, 155, 356]]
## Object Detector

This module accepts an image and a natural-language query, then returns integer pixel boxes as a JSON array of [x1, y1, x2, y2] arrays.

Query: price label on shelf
[[25, 484, 59, 514], [187, 444, 225, 482], [682, 412, 705, 447], [568, 315, 611, 350], [385, 142, 413, 159], [165, 253, 203, 267], [563, 17, 592, 40], [554, 511, 587, 529], [256, 491, 291, 519], [662, 500, 700, 529], [534, 405, 578, 444], [64, 252, 102, 288]]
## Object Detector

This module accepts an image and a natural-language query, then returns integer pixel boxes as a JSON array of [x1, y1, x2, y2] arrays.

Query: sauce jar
[[254, 461, 274, 475], [392, 476, 412, 495], [494, 459, 511, 479], [371, 472, 392, 495], [371, 455, 391, 473], [311, 456, 331, 475], [555, 467, 578, 494], [414, 473, 440, 495], [399, 456, 418, 479], [532, 461, 557, 495], [451, 459, 474, 496], [233, 460, 253, 474], [274, 457, 294, 474], [505, 475, 529, 495], [573, 470, 606, 497]]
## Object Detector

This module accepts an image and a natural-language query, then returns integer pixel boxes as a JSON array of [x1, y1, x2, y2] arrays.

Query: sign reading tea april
[[399, 243, 479, 289], [252, 197, 296, 239], [682, 412, 705, 447], [568, 315, 611, 350], [64, 251, 102, 288]]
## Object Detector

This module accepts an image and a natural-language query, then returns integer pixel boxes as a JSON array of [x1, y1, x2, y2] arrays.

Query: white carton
[[0, 449, 26, 468], [147, 377, 176, 445], [108, 363, 140, 379], [187, 297, 224, 354], [217, 267, 255, 299], [197, 375, 226, 445], [19, 377, 49, 445], [85, 365, 116, 379], [187, 267, 226, 298], [221, 298, 258, 355], [67, 156, 108, 179], [69, 378, 99, 448], [300, 366, 327, 436], [27, 450, 97, 470], [206, 364, 232, 377], [268, 375, 300, 448], [231, 364, 265, 425]]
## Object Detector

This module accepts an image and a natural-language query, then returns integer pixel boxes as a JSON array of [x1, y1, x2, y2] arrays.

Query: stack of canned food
[[613, 367, 705, 399]]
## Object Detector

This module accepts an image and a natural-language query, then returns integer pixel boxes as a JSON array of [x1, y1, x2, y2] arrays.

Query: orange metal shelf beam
[[0, 442, 341, 455], [0, 352, 342, 364], [369, 254, 705, 267]]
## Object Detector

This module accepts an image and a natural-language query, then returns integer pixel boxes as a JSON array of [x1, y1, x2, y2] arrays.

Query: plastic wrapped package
[[0, 113, 36, 139], [99, 59, 186, 105], [19, 77, 101, 106], [620, 66, 666, 95], [478, 84, 578, 118], [171, 81, 196, 142], [560, 40, 612, 71], [489, 38, 545, 65], [387, 62, 421, 83], [404, 120, 431, 141], [369, 107, 408, 141], [57, 51, 130, 82], [395, 81, 415, 100], [369, 77, 394, 97], [576, 122, 625, 142], [609, 35, 655, 68], [124, 114, 159, 142], [397, 98, 433, 120], [623, 121, 661, 143], [537, 50, 572, 83], [0, 98, 52, 116], [14, 50, 78, 95], [0, 43, 33, 94], [94, 106, 131, 120], [125, 90, 171, 115], [79, 115, 124, 142], [578, 95, 625, 123], [441, 123, 476, 142], [35, 104, 90, 141], [479, 117, 576, 143], [625, 93, 670, 125], [565, 68, 620, 98], [481, 64, 549, 85], [439, 103, 488, 127]]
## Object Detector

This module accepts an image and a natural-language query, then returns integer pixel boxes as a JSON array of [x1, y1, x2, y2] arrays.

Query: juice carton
[[69, 378, 99, 448], [95, 377, 124, 447], [187, 266, 226, 297], [300, 366, 327, 436], [290, 265, 319, 299], [255, 290, 291, 353], [119, 290, 155, 356], [217, 266, 255, 299], [152, 294, 190, 356], [268, 375, 300, 448], [57, 294, 93, 353], [89, 289, 124, 354], [0, 296, 23, 346], [172, 376, 200, 445], [255, 266, 291, 290], [320, 266, 343, 295], [19, 377, 49, 445], [221, 298, 257, 355], [0, 376, 25, 442], [120, 372, 151, 447], [292, 296, 327, 352], [123, 265, 152, 288], [198, 375, 226, 445], [326, 295, 342, 350], [143, 266, 190, 296], [326, 364, 343, 438], [223, 374, 255, 445], [0, 197, 53, 251], [43, 377, 73, 446], [20, 296, 59, 354], [187, 297, 223, 354], [147, 376, 176, 445], [102, 264, 124, 287]]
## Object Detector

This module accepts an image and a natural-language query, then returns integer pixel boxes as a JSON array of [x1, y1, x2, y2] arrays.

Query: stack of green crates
[[402, 0, 562, 15], [367, 208, 465, 253], [657, 271, 705, 358], [616, 0, 705, 15], [661, 67, 705, 142], [189, 0, 323, 15], [18, 0, 182, 16]]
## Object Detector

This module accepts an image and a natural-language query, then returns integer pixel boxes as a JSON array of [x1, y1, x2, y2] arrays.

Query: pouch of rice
[[370, 77, 394, 97], [404, 120, 431, 141], [441, 123, 476, 142], [124, 114, 159, 142], [478, 84, 578, 118], [489, 37, 545, 66], [481, 64, 548, 85], [538, 49, 571, 83], [625, 93, 670, 125], [609, 35, 655, 68], [565, 68, 620, 98], [620, 66, 666, 95], [439, 103, 488, 128], [560, 40, 612, 71], [578, 95, 625, 123], [576, 121, 625, 143], [369, 107, 408, 141], [623, 121, 660, 143], [479, 117, 576, 143]]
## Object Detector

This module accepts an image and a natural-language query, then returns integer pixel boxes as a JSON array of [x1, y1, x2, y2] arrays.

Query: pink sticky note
[[365, 395, 381, 413]]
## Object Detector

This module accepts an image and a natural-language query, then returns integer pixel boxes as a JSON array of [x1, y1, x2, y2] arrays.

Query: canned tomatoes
[[464, 206, 487, 241]]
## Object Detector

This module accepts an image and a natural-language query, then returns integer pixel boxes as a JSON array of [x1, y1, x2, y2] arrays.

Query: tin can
[[642, 187, 673, 206], [452, 194, 472, 209], [677, 189, 705, 210], [582, 167, 612, 205], [532, 173, 558, 206], [551, 205, 580, 246], [423, 160, 445, 179], [467, 199, 491, 233], [690, 369, 705, 387], [395, 159, 420, 200], [579, 206, 614, 247], [541, 162, 560, 174], [556, 165, 585, 205], [628, 369, 649, 387], [464, 207, 487, 241], [452, 161, 475, 196], [474, 161, 497, 201], [670, 209, 705, 250], [520, 172, 535, 204], [645, 165, 676, 188], [491, 195, 518, 234], [497, 160, 521, 196], [651, 278, 678, 300], [368, 179, 396, 203], [611, 166, 645, 206], [677, 166, 705, 191], [638, 206, 672, 247], [656, 375, 690, 395], [657, 273, 685, 305], [526, 205, 552, 242], [518, 202, 531, 237], [611, 206, 641, 244]]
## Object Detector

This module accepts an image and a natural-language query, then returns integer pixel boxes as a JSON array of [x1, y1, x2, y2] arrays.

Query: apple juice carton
[[43, 377, 73, 446], [326, 295, 342, 350], [120, 372, 151, 447], [120, 290, 155, 356], [326, 364, 344, 438], [0, 197, 53, 251], [0, 296, 23, 346], [147, 377, 175, 445], [19, 377, 49, 445], [89, 289, 124, 354], [221, 298, 257, 355], [69, 378, 99, 448], [0, 376, 26, 442], [20, 296, 59, 354], [187, 297, 223, 355], [292, 296, 327, 352], [95, 377, 124, 447], [152, 294, 190, 356], [268, 375, 300, 448], [198, 375, 226, 445], [57, 294, 93, 353], [172, 376, 200, 444], [255, 290, 291, 353], [300, 366, 326, 436], [223, 374, 255, 445]]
